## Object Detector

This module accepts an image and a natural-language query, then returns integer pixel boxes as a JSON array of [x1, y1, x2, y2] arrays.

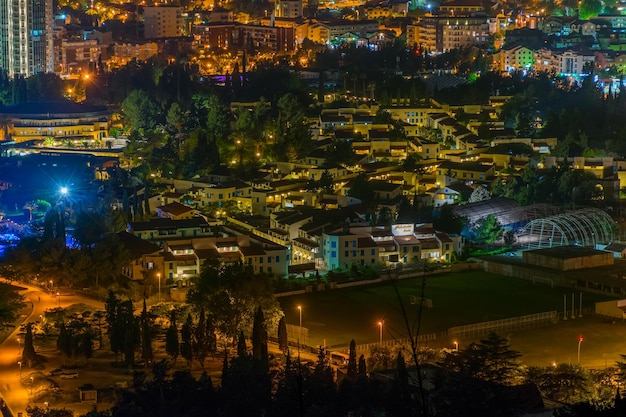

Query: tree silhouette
[[22, 323, 37, 367], [166, 310, 180, 363]]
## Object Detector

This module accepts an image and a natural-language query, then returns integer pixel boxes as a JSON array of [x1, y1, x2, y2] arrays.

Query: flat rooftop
[[524, 246, 609, 259]]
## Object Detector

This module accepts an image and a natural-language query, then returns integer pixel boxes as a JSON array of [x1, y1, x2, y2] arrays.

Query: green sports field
[[278, 271, 614, 351]]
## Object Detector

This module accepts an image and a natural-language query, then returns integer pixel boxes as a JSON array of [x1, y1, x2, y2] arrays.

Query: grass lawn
[[278, 271, 614, 350]]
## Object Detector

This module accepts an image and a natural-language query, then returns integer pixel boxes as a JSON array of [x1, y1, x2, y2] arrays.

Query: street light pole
[[30, 376, 34, 395], [578, 335, 583, 364], [157, 273, 161, 303], [454, 341, 459, 351], [297, 305, 302, 357], [378, 321, 384, 345], [17, 337, 21, 356], [18, 361, 21, 379], [57, 292, 60, 308]]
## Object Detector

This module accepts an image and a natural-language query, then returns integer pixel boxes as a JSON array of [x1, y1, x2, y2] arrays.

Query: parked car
[[59, 372, 78, 379], [46, 368, 63, 376]]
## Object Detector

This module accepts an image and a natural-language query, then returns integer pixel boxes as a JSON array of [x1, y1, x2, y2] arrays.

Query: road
[[0, 281, 102, 417]]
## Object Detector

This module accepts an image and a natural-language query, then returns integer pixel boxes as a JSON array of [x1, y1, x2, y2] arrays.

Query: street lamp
[[297, 305, 302, 357], [57, 291, 60, 308], [378, 321, 384, 345], [49, 280, 53, 291], [30, 376, 34, 395], [18, 361, 21, 378], [578, 335, 583, 364], [17, 337, 21, 355], [157, 273, 161, 303], [454, 341, 459, 351]]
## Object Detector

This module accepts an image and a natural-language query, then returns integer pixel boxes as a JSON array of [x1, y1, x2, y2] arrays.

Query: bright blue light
[[60, 187, 68, 195]]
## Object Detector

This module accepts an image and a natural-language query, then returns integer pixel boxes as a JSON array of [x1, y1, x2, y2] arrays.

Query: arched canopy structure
[[519, 208, 616, 250]]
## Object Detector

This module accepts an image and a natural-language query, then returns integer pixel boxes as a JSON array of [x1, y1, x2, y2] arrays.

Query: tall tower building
[[0, 0, 54, 77], [143, 6, 184, 39]]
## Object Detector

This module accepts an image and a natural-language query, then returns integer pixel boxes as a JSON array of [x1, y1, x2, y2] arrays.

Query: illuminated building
[[0, 0, 54, 77]]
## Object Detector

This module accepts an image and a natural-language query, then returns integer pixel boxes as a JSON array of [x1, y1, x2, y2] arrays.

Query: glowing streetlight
[[18, 361, 22, 378], [30, 376, 34, 394], [17, 337, 21, 355], [378, 321, 384, 345], [454, 341, 459, 351], [577, 335, 583, 364], [157, 273, 161, 303], [297, 305, 302, 357], [57, 291, 60, 308]]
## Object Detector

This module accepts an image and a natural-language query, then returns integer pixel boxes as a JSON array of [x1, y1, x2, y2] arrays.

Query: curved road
[[0, 282, 103, 417]]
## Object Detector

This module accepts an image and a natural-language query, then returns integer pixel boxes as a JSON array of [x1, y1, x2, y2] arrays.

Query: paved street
[[0, 281, 103, 417]]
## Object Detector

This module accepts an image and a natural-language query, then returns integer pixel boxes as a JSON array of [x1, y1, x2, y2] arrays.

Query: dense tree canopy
[[0, 282, 24, 327], [186, 263, 282, 342]]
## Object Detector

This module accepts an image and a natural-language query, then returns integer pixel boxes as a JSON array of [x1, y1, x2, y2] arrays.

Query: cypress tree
[[237, 330, 247, 357], [140, 299, 153, 366], [347, 339, 358, 380], [55, 209, 65, 241], [165, 310, 179, 363], [22, 323, 37, 367], [56, 322, 68, 357], [122, 189, 130, 220], [194, 308, 209, 368], [252, 306, 267, 361], [120, 299, 138, 367], [278, 316, 288, 354], [143, 184, 151, 216], [358, 354, 367, 378], [318, 70, 325, 103], [388, 351, 412, 416], [180, 313, 194, 368], [104, 290, 122, 361], [206, 316, 217, 356], [81, 332, 93, 362]]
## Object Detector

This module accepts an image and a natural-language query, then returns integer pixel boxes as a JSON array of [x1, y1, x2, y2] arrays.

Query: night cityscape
[[3, 0, 626, 415]]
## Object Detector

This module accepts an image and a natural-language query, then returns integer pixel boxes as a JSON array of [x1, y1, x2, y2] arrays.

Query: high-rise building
[[0, 0, 54, 77], [143, 6, 184, 39]]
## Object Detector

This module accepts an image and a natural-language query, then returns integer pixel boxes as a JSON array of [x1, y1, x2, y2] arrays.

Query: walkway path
[[0, 281, 103, 417]]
